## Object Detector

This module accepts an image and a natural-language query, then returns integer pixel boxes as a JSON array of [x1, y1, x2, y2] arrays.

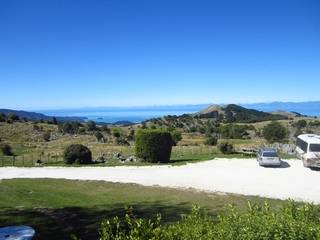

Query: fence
[[0, 154, 64, 167], [0, 146, 220, 167]]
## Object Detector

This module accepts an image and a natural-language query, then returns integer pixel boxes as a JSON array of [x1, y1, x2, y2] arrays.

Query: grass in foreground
[[0, 179, 285, 240]]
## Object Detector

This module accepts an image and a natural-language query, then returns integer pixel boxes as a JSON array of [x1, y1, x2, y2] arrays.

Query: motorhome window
[[309, 144, 320, 152], [297, 138, 308, 152]]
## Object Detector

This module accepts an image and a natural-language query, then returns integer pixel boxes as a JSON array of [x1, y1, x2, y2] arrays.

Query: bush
[[205, 136, 218, 146], [218, 142, 234, 154], [214, 201, 320, 240], [42, 131, 51, 142], [294, 119, 307, 129], [171, 130, 182, 146], [95, 131, 104, 142], [219, 124, 253, 139], [7, 112, 19, 122], [111, 128, 122, 138], [135, 129, 173, 163], [99, 202, 320, 240], [0, 144, 13, 156], [101, 125, 111, 134], [59, 121, 81, 134], [86, 121, 97, 131], [63, 144, 92, 164], [263, 121, 287, 142], [0, 113, 6, 122]]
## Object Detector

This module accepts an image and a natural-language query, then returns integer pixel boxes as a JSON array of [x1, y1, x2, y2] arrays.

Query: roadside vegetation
[[1, 106, 319, 166], [0, 178, 288, 240]]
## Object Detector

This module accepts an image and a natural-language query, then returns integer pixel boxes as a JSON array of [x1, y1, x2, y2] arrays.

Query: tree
[[52, 117, 58, 125], [7, 112, 19, 122], [63, 144, 92, 164], [95, 131, 104, 142], [219, 142, 234, 154], [112, 128, 122, 138], [263, 121, 287, 142], [127, 129, 135, 141], [59, 121, 81, 134], [205, 136, 218, 146], [295, 120, 307, 129], [86, 121, 97, 131], [0, 144, 13, 156], [42, 131, 51, 142], [171, 130, 182, 146], [135, 129, 173, 163], [101, 125, 111, 134], [0, 113, 6, 122]]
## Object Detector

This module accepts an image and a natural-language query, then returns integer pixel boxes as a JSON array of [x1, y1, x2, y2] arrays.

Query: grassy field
[[0, 121, 297, 167], [0, 179, 286, 240]]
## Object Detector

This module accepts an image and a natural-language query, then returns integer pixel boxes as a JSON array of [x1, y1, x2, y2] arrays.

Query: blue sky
[[0, 0, 319, 110]]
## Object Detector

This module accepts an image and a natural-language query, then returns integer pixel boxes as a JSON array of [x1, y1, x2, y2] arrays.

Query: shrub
[[0, 144, 13, 156], [101, 125, 111, 134], [294, 119, 307, 129], [111, 128, 122, 138], [309, 120, 320, 127], [52, 117, 58, 125], [0, 113, 6, 122], [99, 202, 320, 240], [214, 201, 320, 240], [171, 130, 182, 146], [127, 129, 135, 141], [59, 121, 81, 134], [42, 131, 51, 142], [95, 131, 104, 142], [263, 121, 287, 142], [218, 142, 234, 154], [86, 120, 97, 131], [219, 124, 253, 139], [7, 112, 19, 122], [135, 129, 173, 163], [205, 136, 218, 146], [63, 144, 92, 164]]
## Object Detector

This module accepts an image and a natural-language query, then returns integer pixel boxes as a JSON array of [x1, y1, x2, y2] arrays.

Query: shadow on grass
[[0, 202, 197, 240]]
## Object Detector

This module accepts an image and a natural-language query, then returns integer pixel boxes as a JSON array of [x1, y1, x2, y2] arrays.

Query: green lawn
[[0, 179, 285, 240]]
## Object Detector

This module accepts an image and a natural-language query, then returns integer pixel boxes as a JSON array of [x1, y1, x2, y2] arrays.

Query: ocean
[[38, 103, 320, 123]]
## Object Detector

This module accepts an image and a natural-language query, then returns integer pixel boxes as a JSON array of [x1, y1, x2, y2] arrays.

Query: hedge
[[135, 129, 173, 163], [63, 144, 92, 164]]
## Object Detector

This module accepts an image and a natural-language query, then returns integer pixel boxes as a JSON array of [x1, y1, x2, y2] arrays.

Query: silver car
[[257, 148, 281, 167]]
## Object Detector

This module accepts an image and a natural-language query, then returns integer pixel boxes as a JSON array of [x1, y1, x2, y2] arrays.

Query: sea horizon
[[36, 101, 320, 123]]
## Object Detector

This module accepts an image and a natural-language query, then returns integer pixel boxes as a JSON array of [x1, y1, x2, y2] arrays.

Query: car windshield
[[309, 144, 320, 152], [263, 152, 278, 157]]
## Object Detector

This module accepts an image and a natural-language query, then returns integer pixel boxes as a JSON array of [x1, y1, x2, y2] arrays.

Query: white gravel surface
[[1, 158, 320, 203]]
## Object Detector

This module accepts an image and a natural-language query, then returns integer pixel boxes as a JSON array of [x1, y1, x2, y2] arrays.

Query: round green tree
[[63, 144, 92, 164], [135, 129, 173, 163], [0, 144, 13, 156], [263, 121, 287, 142]]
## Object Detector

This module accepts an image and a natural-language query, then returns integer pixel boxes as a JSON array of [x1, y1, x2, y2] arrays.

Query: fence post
[[1, 156, 3, 167], [12, 156, 15, 166], [22, 155, 25, 167]]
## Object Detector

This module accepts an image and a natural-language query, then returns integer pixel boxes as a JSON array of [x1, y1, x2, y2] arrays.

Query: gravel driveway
[[1, 158, 320, 203]]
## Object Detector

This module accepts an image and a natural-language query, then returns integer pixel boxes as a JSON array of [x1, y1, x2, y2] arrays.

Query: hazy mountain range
[[1, 101, 319, 123]]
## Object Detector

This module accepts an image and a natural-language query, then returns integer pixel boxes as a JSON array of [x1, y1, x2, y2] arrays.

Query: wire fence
[[0, 146, 220, 167]]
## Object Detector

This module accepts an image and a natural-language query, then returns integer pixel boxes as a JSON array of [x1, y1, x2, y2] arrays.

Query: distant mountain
[[241, 101, 320, 117], [0, 109, 86, 122], [195, 104, 287, 123]]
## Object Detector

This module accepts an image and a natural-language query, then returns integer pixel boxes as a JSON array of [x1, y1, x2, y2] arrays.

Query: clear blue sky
[[1, 0, 319, 110]]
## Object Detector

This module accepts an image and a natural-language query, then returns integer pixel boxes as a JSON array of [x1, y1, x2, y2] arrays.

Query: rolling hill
[[0, 109, 86, 122]]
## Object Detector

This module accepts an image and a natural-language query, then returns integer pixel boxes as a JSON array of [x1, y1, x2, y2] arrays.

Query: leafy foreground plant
[[98, 202, 320, 240]]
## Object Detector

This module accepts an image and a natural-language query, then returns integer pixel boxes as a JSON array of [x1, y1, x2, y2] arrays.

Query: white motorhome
[[296, 134, 320, 168]]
